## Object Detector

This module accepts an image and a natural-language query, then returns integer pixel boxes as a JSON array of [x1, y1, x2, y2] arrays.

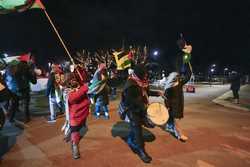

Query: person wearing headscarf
[[65, 67, 90, 159], [163, 63, 191, 142], [122, 64, 163, 163], [88, 63, 110, 119]]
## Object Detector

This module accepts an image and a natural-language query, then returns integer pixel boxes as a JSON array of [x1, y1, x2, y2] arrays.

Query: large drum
[[147, 102, 169, 126]]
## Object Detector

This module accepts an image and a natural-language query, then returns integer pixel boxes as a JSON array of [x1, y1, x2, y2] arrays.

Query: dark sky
[[0, 0, 250, 73]]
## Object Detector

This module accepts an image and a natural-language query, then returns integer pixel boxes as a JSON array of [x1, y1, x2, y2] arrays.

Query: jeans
[[165, 115, 181, 139], [95, 97, 109, 116], [70, 121, 87, 144], [8, 94, 19, 122], [49, 95, 63, 120], [110, 87, 117, 99], [232, 89, 239, 99], [19, 91, 31, 120], [127, 122, 144, 150], [95, 104, 109, 116]]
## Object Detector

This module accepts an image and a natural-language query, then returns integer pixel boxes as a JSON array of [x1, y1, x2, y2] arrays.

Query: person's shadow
[[111, 121, 156, 151]]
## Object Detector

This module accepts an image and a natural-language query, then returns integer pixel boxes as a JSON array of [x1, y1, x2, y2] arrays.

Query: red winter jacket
[[68, 84, 90, 127]]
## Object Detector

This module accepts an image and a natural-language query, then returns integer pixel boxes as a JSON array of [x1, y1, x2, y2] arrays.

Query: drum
[[147, 102, 169, 126]]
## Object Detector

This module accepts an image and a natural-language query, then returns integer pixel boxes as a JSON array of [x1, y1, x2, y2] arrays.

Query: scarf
[[129, 72, 149, 104]]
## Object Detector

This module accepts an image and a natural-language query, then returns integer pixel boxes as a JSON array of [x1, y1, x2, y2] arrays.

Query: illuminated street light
[[153, 51, 159, 56], [224, 68, 228, 71], [212, 64, 216, 67], [211, 68, 215, 72]]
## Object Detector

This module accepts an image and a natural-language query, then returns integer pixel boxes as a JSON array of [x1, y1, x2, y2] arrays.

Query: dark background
[[0, 0, 250, 74]]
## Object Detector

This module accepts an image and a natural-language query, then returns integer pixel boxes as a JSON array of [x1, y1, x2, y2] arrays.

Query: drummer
[[163, 63, 191, 142], [123, 64, 163, 163]]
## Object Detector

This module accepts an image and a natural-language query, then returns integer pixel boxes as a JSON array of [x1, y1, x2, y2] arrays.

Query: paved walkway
[[213, 84, 250, 112], [1, 84, 250, 167]]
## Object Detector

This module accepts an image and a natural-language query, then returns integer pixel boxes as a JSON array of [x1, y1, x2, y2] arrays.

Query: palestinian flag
[[1, 53, 33, 65], [112, 51, 131, 70], [0, 0, 45, 14]]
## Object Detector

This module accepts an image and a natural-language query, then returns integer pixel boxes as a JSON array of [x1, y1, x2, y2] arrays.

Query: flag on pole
[[1, 53, 33, 64], [0, 0, 44, 14], [112, 51, 131, 70], [31, 0, 45, 9]]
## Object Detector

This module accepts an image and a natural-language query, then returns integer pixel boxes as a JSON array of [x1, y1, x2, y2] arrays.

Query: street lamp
[[153, 51, 159, 56], [212, 64, 216, 67], [223, 68, 229, 84]]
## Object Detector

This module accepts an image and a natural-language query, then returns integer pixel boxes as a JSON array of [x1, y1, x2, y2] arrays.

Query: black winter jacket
[[123, 79, 159, 125], [164, 64, 191, 119]]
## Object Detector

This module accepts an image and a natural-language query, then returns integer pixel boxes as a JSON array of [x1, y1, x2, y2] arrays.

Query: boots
[[127, 138, 152, 163], [71, 143, 80, 159], [137, 149, 152, 163]]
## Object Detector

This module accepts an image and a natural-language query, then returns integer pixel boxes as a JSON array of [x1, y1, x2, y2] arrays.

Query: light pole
[[223, 68, 228, 84], [209, 65, 215, 86]]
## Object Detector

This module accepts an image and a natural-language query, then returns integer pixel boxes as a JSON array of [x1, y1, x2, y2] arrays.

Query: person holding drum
[[123, 64, 163, 163], [163, 63, 191, 142]]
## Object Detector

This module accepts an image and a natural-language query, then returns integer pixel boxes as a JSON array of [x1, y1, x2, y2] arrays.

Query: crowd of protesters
[[0, 39, 247, 163]]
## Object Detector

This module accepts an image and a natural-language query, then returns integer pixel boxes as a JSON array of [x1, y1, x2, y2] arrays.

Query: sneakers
[[180, 135, 188, 142], [104, 112, 110, 120], [95, 113, 100, 119], [47, 117, 56, 123]]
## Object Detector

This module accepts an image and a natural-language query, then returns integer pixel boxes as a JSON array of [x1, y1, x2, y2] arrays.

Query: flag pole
[[43, 9, 74, 64], [42, 9, 84, 81]]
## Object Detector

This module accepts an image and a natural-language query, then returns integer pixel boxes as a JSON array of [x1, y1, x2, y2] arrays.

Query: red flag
[[31, 0, 45, 10]]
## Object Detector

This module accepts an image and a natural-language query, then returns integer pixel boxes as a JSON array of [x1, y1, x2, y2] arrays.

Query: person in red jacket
[[66, 68, 90, 159]]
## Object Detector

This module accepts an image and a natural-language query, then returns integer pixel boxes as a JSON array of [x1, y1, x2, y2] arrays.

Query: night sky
[[0, 0, 250, 74]]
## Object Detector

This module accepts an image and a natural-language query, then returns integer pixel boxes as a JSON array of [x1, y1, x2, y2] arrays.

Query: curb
[[212, 85, 250, 112]]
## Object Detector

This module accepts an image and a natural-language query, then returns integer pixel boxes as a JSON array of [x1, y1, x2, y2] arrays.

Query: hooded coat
[[164, 64, 191, 119]]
